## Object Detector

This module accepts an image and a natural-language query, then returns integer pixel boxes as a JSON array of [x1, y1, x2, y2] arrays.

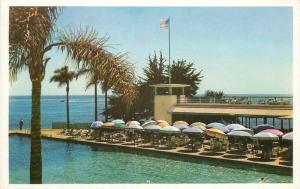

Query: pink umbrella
[[261, 129, 283, 137]]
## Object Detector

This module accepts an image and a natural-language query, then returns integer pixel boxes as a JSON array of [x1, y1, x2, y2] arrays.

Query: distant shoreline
[[9, 94, 293, 97]]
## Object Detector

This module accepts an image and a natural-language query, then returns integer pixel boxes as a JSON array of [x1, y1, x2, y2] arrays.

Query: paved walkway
[[9, 129, 292, 170]]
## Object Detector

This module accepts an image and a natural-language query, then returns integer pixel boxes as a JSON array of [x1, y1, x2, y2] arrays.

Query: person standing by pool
[[19, 119, 24, 130]]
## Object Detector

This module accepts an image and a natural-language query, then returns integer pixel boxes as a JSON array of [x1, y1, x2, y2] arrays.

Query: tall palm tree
[[50, 66, 76, 129], [9, 7, 109, 183], [79, 52, 136, 122]]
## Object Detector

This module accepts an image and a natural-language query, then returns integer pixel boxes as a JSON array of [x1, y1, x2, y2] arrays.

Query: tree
[[106, 52, 204, 120], [9, 7, 111, 183], [170, 59, 203, 96], [50, 66, 76, 129], [204, 90, 224, 99]]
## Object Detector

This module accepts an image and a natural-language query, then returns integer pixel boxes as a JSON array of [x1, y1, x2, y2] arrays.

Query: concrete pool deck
[[9, 129, 292, 172]]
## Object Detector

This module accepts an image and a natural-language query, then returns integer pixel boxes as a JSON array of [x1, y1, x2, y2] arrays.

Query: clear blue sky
[[9, 7, 293, 96]]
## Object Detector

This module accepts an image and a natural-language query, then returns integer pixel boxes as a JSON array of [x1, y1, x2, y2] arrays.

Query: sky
[[9, 7, 293, 96]]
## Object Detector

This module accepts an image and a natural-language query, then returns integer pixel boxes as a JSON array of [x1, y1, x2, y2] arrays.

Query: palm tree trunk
[[105, 90, 108, 122], [30, 80, 42, 184], [66, 81, 70, 129], [94, 82, 98, 121]]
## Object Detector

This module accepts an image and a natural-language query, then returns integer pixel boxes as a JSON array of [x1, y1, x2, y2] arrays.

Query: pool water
[[9, 135, 292, 184]]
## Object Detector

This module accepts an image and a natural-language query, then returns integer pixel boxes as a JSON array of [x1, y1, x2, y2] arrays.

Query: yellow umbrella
[[102, 122, 114, 128], [173, 121, 189, 126], [158, 122, 169, 128], [157, 120, 169, 125], [206, 128, 225, 138], [190, 122, 206, 130]]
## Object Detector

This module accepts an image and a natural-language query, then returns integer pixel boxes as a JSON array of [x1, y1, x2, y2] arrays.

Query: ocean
[[9, 95, 293, 130], [9, 95, 106, 130]]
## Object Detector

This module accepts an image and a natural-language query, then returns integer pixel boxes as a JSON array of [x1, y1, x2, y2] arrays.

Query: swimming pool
[[9, 135, 292, 184]]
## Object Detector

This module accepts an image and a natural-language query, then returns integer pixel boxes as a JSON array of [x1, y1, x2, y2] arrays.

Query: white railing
[[177, 96, 292, 105]]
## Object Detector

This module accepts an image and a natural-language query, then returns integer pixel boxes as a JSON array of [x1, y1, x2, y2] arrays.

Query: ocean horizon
[[9, 94, 293, 130]]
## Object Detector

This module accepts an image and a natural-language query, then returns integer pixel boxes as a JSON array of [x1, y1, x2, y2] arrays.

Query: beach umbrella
[[127, 124, 143, 130], [227, 130, 252, 138], [144, 124, 161, 132], [206, 128, 225, 138], [225, 124, 246, 131], [206, 122, 229, 133], [157, 120, 169, 125], [206, 122, 226, 128], [233, 128, 254, 135], [252, 132, 279, 141], [173, 120, 189, 126], [253, 124, 275, 133], [90, 121, 103, 129], [282, 132, 293, 141], [173, 124, 189, 130], [183, 127, 204, 135], [112, 119, 125, 124], [126, 121, 140, 126], [158, 122, 170, 128], [141, 120, 156, 128], [102, 122, 114, 128], [190, 122, 206, 128], [113, 123, 126, 129], [160, 126, 180, 134], [190, 121, 206, 127], [261, 129, 284, 137]]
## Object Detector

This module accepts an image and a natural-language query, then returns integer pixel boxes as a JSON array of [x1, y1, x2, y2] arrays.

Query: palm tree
[[9, 7, 109, 183], [50, 66, 76, 129], [81, 52, 136, 122]]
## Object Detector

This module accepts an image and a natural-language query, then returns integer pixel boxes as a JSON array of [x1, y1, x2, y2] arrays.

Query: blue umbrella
[[225, 124, 245, 132], [182, 127, 204, 135], [233, 128, 254, 135], [206, 122, 225, 128], [206, 122, 229, 133], [253, 124, 275, 134], [173, 124, 189, 130], [90, 121, 103, 129]]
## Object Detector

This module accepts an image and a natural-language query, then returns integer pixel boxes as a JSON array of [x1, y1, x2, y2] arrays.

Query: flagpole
[[168, 17, 171, 84]]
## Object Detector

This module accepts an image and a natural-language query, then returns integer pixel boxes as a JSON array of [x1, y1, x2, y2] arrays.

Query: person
[[259, 177, 267, 183], [19, 119, 24, 130]]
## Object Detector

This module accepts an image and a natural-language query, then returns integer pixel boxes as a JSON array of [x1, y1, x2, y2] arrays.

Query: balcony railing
[[177, 96, 293, 105]]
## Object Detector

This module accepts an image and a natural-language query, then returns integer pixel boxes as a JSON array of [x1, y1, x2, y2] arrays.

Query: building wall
[[154, 95, 177, 123]]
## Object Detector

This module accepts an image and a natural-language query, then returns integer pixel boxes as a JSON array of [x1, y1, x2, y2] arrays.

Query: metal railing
[[177, 96, 293, 105]]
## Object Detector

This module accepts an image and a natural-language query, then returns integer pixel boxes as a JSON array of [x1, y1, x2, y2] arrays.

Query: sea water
[[9, 95, 106, 130], [9, 135, 292, 184], [9, 95, 293, 130]]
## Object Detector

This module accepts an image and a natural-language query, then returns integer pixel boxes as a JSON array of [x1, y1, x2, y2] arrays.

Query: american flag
[[160, 18, 169, 28]]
